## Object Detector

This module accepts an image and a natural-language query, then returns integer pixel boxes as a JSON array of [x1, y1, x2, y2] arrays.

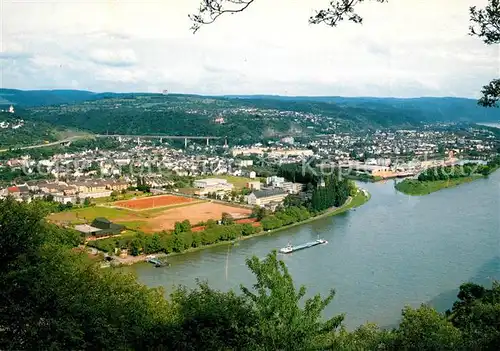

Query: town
[[0, 122, 498, 206]]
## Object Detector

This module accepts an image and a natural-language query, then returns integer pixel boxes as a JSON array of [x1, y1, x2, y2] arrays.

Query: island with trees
[[395, 157, 500, 196]]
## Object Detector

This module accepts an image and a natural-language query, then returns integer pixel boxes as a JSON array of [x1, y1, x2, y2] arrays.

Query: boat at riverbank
[[146, 255, 169, 267], [279, 238, 328, 254]]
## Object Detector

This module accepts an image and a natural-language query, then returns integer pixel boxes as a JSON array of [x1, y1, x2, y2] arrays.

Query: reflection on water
[[128, 172, 500, 329]]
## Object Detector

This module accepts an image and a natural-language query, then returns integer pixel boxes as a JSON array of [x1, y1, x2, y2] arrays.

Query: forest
[[1, 197, 499, 350]]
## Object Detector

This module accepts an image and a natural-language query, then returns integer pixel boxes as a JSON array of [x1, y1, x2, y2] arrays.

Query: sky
[[0, 0, 498, 97]]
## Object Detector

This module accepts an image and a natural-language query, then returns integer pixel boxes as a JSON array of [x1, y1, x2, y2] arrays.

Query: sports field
[[113, 194, 195, 210], [148, 202, 252, 232], [49, 197, 251, 233]]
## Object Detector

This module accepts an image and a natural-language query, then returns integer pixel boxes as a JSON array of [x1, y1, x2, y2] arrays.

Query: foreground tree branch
[[189, 0, 388, 33], [470, 0, 500, 44], [478, 78, 500, 107], [189, 0, 256, 33], [309, 0, 388, 27], [470, 0, 500, 107]]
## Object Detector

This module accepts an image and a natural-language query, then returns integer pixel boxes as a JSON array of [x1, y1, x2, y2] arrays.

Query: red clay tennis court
[[114, 195, 195, 210]]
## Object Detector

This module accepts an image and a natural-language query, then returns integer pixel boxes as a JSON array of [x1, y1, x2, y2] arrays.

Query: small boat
[[279, 238, 328, 254], [146, 255, 169, 268]]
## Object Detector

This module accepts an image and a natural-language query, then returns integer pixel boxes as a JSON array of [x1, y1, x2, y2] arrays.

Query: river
[[127, 172, 500, 329]]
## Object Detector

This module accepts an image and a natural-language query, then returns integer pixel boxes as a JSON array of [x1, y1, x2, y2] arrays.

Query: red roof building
[[7, 186, 20, 193]]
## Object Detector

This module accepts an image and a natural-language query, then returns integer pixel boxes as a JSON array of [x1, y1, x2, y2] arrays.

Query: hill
[[0, 88, 147, 108], [223, 95, 500, 123], [0, 111, 67, 149], [21, 93, 427, 143], [3, 89, 500, 144]]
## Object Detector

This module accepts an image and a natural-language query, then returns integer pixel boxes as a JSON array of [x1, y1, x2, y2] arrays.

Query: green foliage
[[241, 251, 343, 349], [418, 163, 494, 182], [396, 161, 500, 196], [251, 206, 268, 220], [448, 282, 500, 350], [394, 305, 463, 350], [168, 281, 259, 350], [221, 212, 234, 225], [311, 173, 351, 212]]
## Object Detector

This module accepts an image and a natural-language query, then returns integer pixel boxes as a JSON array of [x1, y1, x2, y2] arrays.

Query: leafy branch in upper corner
[[189, 0, 388, 33], [470, 0, 500, 45], [478, 78, 500, 108], [309, 0, 388, 27], [470, 0, 500, 107], [189, 0, 256, 33]]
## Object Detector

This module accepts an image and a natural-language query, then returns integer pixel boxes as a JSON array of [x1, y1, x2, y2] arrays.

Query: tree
[[394, 305, 463, 350], [110, 190, 119, 201], [190, 0, 499, 107], [221, 212, 234, 225], [180, 219, 191, 233], [147, 233, 162, 253], [251, 206, 267, 220], [129, 237, 142, 256], [168, 281, 259, 350], [470, 0, 500, 107], [0, 198, 170, 350], [240, 251, 344, 349], [83, 197, 91, 207]]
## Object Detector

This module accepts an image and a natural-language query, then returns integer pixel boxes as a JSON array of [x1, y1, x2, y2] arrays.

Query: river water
[[128, 172, 500, 329]]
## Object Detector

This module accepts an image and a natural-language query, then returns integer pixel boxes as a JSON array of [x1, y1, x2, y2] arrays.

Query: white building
[[236, 159, 254, 167], [247, 189, 288, 207], [194, 178, 234, 195], [266, 176, 285, 187]]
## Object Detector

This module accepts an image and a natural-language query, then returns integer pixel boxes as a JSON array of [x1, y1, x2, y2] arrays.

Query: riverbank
[[395, 175, 484, 196], [121, 188, 370, 264]]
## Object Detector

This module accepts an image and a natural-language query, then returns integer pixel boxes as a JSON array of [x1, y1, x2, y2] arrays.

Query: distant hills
[[0, 89, 153, 108], [0, 89, 499, 145]]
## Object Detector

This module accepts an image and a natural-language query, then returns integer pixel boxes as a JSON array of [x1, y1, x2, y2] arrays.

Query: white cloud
[[1, 0, 498, 97], [88, 49, 137, 67]]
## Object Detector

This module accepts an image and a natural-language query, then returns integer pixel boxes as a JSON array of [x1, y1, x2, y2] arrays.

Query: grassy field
[[48, 206, 138, 225], [49, 198, 231, 233], [395, 176, 483, 196]]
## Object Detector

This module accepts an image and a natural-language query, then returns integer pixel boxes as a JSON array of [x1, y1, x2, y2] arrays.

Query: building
[[236, 159, 253, 167], [7, 186, 21, 198], [247, 189, 288, 207], [246, 181, 262, 190], [193, 178, 234, 195], [53, 194, 75, 204], [74, 224, 102, 236], [266, 176, 285, 187], [278, 182, 305, 194], [91, 217, 125, 236], [280, 137, 295, 145]]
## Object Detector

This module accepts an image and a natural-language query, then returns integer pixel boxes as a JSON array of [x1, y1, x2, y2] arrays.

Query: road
[[0, 133, 224, 153], [0, 136, 85, 153], [95, 134, 222, 140]]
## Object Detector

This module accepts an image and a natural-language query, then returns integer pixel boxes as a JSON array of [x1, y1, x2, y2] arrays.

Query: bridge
[[96, 134, 226, 147]]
